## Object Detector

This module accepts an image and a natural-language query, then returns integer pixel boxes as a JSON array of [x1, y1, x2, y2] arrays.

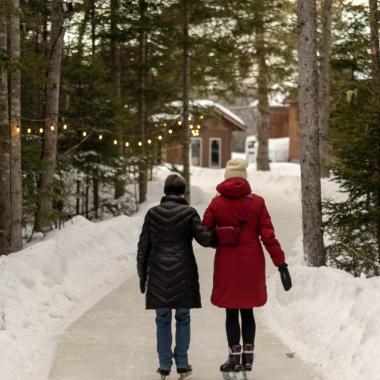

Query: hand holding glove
[[278, 263, 292, 291], [140, 277, 146, 294]]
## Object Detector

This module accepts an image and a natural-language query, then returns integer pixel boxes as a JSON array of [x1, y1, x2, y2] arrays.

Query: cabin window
[[191, 138, 202, 166], [210, 138, 221, 168]]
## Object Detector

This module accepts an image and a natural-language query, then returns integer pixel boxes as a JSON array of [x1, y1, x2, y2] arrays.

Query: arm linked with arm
[[192, 210, 215, 247]]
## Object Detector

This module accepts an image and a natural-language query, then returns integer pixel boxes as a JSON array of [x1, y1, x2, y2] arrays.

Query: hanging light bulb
[[98, 134, 103, 140], [197, 124, 201, 129], [16, 126, 21, 133], [63, 124, 68, 130], [27, 128, 32, 134], [188, 116, 192, 121], [138, 141, 143, 147], [190, 124, 194, 129], [178, 120, 182, 126], [50, 125, 55, 131], [148, 139, 152, 144], [39, 128, 44, 134], [158, 135, 163, 140], [113, 139, 118, 145], [163, 122, 167, 127], [200, 115, 204, 120], [168, 129, 173, 134], [125, 141, 130, 147], [82, 131, 87, 137]]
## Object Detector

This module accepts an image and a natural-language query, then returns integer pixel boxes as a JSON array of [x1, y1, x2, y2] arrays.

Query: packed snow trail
[[49, 195, 320, 380]]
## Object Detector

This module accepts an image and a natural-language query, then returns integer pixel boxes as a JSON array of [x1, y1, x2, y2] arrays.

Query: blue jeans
[[155, 308, 190, 372]]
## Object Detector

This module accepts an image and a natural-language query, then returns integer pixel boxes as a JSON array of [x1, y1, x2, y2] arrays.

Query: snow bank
[[0, 214, 145, 380], [262, 240, 380, 380]]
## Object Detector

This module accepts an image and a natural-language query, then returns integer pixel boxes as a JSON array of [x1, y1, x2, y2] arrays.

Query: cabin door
[[209, 138, 222, 168]]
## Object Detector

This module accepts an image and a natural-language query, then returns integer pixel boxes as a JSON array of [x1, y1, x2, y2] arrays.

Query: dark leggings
[[225, 309, 256, 347]]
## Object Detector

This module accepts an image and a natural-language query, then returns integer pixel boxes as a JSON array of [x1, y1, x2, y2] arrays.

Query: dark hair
[[164, 174, 186, 195]]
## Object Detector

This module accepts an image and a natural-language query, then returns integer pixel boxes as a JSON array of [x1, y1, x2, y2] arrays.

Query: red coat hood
[[216, 178, 252, 199]]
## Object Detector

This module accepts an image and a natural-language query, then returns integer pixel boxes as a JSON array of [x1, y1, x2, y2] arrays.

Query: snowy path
[[49, 196, 320, 380]]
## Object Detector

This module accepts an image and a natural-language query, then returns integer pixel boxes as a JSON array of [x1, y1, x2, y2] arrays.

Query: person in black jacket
[[137, 174, 215, 379]]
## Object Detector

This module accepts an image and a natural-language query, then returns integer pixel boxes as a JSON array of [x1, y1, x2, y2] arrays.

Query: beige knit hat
[[224, 158, 248, 180]]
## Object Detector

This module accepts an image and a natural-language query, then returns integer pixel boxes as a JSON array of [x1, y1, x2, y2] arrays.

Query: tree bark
[[0, 9, 11, 255], [35, 0, 65, 232], [182, 0, 191, 202], [298, 0, 326, 266], [111, 0, 125, 199], [319, 0, 332, 178], [9, 0, 23, 252], [91, 0, 96, 58], [368, 0, 380, 261], [138, 0, 148, 203], [255, 2, 270, 171]]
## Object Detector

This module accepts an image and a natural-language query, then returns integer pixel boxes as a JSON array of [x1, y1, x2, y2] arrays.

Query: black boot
[[220, 345, 242, 373], [242, 344, 254, 372], [177, 364, 192, 379], [157, 368, 170, 379]]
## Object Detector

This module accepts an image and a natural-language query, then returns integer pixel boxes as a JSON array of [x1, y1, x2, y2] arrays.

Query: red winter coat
[[202, 177, 285, 308]]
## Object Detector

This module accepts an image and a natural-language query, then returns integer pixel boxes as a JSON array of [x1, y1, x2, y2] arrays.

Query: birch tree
[[298, 0, 326, 266]]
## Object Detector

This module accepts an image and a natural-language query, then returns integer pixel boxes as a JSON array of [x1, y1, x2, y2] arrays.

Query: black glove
[[140, 277, 146, 294], [278, 263, 292, 291], [211, 229, 218, 248]]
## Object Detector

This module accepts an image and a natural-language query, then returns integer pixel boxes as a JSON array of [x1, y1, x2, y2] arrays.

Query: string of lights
[[17, 114, 206, 148]]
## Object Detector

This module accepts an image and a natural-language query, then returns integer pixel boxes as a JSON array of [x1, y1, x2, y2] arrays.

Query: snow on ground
[[263, 239, 380, 380], [0, 178, 168, 380], [0, 161, 369, 380]]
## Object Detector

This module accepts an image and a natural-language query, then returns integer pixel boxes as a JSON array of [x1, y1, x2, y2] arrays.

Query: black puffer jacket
[[137, 195, 213, 310]]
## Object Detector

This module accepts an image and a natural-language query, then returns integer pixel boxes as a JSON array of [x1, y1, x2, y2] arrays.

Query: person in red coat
[[202, 158, 292, 376]]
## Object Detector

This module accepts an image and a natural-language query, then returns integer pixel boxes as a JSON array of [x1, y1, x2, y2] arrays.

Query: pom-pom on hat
[[164, 174, 186, 195], [224, 158, 248, 180]]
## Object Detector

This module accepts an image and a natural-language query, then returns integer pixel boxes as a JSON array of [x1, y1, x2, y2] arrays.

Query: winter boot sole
[[222, 371, 242, 380], [178, 372, 192, 379]]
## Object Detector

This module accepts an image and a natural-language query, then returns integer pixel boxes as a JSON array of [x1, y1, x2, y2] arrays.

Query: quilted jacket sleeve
[[191, 209, 213, 247], [258, 200, 286, 266], [137, 211, 151, 280]]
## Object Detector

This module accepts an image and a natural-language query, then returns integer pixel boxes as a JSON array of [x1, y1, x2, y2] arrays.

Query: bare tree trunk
[[77, 0, 90, 58], [369, 0, 380, 261], [138, 0, 148, 203], [298, 0, 326, 266], [91, 0, 96, 59], [182, 0, 191, 202], [111, 0, 125, 199], [76, 180, 80, 215], [319, 0, 332, 178], [0, 9, 11, 255], [35, 0, 65, 232], [93, 171, 99, 219], [255, 3, 270, 171], [9, 0, 23, 252]]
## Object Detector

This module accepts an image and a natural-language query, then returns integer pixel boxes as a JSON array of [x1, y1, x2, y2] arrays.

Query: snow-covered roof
[[150, 113, 180, 123], [160, 99, 245, 130]]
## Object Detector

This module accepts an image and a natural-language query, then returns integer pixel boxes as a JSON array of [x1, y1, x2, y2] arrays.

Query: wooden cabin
[[162, 102, 246, 168]]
